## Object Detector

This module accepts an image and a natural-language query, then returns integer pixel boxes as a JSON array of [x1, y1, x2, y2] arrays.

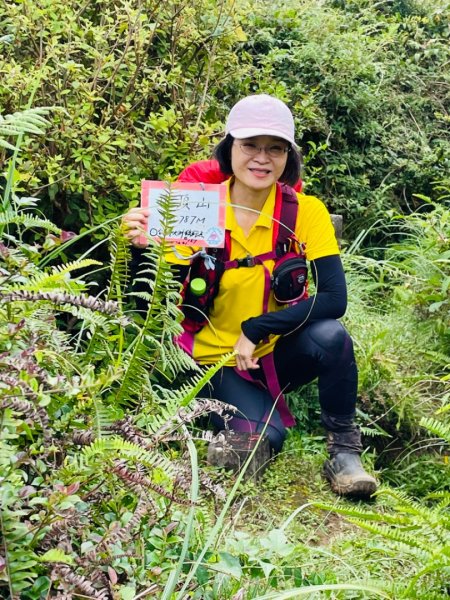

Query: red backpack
[[178, 159, 303, 192]]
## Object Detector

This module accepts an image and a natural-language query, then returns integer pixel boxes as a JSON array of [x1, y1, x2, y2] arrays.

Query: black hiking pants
[[205, 319, 358, 453]]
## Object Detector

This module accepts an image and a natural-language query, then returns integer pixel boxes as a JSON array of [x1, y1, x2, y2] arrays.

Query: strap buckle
[[236, 255, 255, 268]]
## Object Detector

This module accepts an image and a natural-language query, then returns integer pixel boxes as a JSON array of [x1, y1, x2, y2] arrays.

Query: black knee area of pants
[[304, 320, 353, 367], [275, 319, 358, 418]]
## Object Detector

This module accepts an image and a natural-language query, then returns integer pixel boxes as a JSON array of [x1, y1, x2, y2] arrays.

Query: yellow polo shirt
[[168, 180, 339, 365]]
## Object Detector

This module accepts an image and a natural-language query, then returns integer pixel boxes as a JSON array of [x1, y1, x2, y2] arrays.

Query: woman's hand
[[234, 332, 260, 371], [122, 207, 150, 248]]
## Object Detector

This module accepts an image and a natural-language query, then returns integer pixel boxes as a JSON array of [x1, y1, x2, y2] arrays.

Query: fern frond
[[138, 395, 185, 434], [113, 341, 152, 403], [116, 188, 190, 403], [312, 501, 410, 526], [0, 211, 61, 233], [346, 518, 436, 555], [426, 491, 450, 509], [91, 399, 119, 439], [80, 437, 175, 476], [149, 336, 186, 381], [21, 259, 101, 291], [107, 224, 131, 304], [0, 107, 53, 139], [420, 416, 450, 444], [374, 488, 450, 530], [359, 425, 390, 437], [155, 342, 199, 376], [0, 138, 17, 151], [179, 352, 234, 408]]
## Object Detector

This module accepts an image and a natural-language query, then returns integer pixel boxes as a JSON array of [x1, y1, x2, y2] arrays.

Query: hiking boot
[[322, 425, 378, 498], [323, 452, 377, 498]]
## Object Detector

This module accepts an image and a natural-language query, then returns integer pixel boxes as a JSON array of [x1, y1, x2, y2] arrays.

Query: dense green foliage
[[1, 0, 449, 598], [0, 0, 245, 234], [1, 0, 449, 237], [237, 0, 450, 226], [341, 199, 449, 447]]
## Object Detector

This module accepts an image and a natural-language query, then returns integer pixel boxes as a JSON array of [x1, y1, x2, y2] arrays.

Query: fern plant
[[114, 185, 196, 405], [0, 222, 238, 598], [0, 115, 242, 595], [0, 107, 52, 151]]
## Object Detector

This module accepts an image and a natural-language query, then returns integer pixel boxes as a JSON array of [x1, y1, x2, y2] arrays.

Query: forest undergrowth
[[1, 0, 450, 596]]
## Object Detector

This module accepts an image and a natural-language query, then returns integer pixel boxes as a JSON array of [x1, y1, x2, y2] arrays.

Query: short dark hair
[[213, 134, 303, 187]]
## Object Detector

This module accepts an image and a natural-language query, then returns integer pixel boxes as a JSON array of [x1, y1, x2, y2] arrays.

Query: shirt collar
[[225, 178, 277, 231]]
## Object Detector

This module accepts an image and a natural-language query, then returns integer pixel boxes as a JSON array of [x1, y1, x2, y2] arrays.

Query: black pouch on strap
[[271, 253, 308, 305]]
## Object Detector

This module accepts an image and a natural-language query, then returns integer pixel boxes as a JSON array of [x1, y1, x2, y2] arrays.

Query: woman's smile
[[248, 167, 272, 177], [230, 135, 288, 198]]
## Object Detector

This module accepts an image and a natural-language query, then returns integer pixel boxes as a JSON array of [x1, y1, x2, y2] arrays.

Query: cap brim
[[229, 127, 298, 148]]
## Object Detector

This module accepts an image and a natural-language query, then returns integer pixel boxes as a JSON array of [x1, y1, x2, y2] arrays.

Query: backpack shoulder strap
[[273, 183, 300, 254]]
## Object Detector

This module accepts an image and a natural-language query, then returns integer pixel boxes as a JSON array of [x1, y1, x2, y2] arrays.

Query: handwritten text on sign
[[141, 181, 226, 247]]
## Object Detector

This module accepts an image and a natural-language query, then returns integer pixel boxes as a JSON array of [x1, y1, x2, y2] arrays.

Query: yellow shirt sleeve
[[295, 193, 340, 261]]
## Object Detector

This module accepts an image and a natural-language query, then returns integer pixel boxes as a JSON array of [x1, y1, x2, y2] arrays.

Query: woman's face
[[230, 135, 289, 193]]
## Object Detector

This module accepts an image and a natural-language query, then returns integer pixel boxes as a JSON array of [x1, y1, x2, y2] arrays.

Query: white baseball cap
[[225, 94, 297, 147]]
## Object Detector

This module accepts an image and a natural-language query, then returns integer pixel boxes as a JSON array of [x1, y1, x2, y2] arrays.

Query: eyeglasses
[[238, 141, 290, 159]]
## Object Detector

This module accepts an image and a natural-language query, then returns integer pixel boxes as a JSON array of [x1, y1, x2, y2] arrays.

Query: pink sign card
[[140, 180, 226, 247]]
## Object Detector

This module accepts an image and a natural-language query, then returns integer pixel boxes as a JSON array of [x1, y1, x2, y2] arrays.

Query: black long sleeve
[[241, 254, 347, 344]]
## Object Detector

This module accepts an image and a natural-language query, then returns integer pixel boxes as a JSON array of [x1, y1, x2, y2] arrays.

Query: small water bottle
[[189, 278, 207, 297]]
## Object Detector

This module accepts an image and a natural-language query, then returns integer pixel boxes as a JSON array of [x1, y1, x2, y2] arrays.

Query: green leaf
[[260, 529, 294, 557], [39, 549, 75, 565], [119, 585, 136, 600], [258, 559, 277, 578], [209, 552, 243, 579]]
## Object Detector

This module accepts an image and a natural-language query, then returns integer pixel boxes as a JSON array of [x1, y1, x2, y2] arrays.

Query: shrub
[[0, 0, 249, 238], [235, 0, 450, 232]]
